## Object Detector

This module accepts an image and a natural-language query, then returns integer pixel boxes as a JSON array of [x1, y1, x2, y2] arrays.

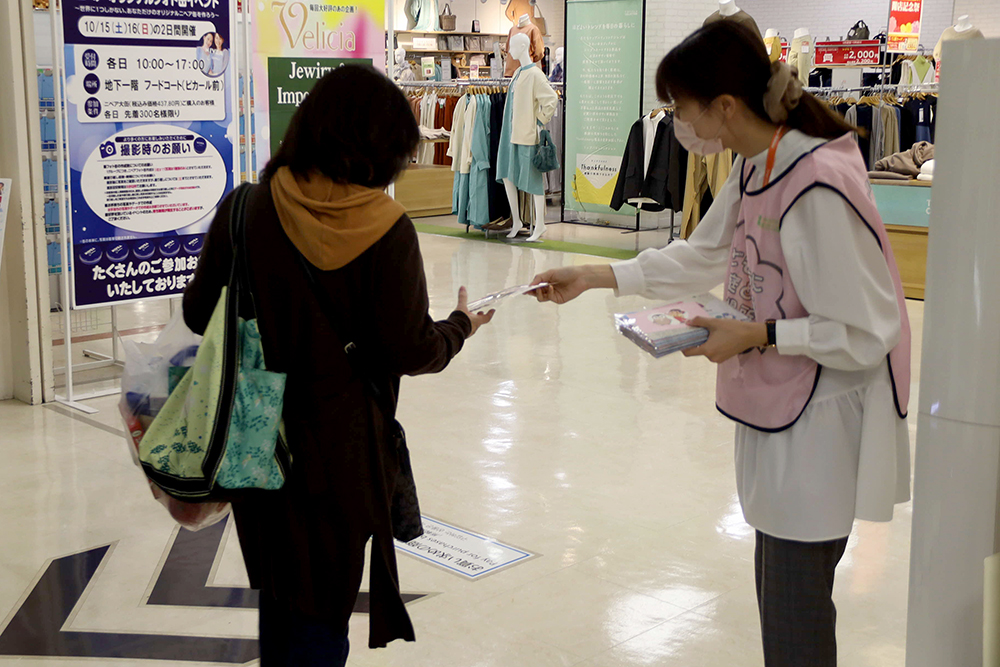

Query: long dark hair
[[262, 64, 419, 188], [657, 22, 857, 140]]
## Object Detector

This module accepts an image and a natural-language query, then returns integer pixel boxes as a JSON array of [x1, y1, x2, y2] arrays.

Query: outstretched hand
[[456, 287, 495, 338], [529, 265, 617, 304]]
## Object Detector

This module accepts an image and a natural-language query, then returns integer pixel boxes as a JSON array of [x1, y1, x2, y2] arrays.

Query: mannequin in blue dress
[[497, 33, 557, 242]]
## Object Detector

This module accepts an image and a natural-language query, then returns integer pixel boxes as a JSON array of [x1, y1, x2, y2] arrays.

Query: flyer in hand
[[467, 283, 548, 312], [614, 294, 748, 358]]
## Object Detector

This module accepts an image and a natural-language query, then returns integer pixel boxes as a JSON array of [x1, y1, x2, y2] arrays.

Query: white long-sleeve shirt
[[611, 130, 911, 541]]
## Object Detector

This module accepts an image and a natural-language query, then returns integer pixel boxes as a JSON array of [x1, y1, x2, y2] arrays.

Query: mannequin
[[703, 1, 762, 41], [763, 28, 781, 63], [788, 27, 812, 85], [549, 46, 564, 82], [934, 15, 984, 61], [718, 0, 739, 17], [393, 47, 415, 82], [503, 12, 544, 76], [496, 33, 558, 241]]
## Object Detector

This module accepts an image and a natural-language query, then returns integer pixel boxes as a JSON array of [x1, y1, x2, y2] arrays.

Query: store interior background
[[0, 0, 997, 410], [0, 0, 999, 665]]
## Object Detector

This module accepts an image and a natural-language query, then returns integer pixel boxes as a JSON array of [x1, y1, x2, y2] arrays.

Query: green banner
[[563, 0, 643, 217], [266, 57, 367, 155]]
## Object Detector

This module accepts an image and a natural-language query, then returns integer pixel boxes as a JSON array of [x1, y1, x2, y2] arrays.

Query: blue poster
[[61, 0, 238, 308]]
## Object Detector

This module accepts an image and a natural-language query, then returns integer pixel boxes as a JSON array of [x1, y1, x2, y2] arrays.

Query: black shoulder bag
[[291, 248, 424, 543]]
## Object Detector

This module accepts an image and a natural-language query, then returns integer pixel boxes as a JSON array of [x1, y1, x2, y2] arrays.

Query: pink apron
[[716, 134, 911, 432]]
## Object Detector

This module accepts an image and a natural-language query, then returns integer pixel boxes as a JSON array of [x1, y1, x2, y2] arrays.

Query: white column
[[906, 38, 1000, 667], [0, 0, 47, 404]]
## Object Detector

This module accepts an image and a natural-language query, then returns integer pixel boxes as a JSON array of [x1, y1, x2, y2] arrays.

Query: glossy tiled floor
[[0, 226, 923, 666]]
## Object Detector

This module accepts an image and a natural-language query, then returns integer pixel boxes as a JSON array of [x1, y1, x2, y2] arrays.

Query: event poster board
[[252, 0, 385, 169], [60, 0, 238, 308], [563, 0, 643, 217], [887, 0, 924, 53]]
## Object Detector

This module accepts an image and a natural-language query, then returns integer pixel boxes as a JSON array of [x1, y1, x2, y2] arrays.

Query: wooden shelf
[[410, 49, 494, 55], [396, 29, 506, 36]]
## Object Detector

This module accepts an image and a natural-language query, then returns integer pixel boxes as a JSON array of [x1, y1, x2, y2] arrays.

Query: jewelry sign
[[60, 0, 238, 308]]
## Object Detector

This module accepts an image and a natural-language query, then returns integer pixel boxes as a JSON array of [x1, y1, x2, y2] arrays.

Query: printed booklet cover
[[614, 294, 748, 358]]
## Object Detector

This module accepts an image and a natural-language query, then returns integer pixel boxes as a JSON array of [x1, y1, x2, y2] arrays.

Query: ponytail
[[656, 22, 859, 140]]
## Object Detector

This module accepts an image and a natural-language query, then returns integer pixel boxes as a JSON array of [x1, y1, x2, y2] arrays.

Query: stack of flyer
[[614, 294, 748, 358]]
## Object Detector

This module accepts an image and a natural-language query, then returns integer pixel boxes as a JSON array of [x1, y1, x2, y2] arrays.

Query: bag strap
[[227, 183, 259, 320], [441, 3, 451, 14]]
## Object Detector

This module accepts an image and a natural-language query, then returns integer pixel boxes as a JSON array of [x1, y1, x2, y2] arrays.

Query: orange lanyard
[[762, 126, 789, 187]]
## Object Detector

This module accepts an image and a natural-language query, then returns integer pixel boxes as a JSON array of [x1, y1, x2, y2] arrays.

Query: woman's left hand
[[682, 317, 769, 364]]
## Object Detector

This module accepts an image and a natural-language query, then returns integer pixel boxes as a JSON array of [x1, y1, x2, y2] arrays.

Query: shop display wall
[[635, 0, 718, 230], [740, 0, 955, 51], [640, 0, 719, 114], [953, 0, 1000, 37], [392, 0, 564, 52]]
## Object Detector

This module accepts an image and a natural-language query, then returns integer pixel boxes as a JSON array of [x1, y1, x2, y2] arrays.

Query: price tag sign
[[814, 40, 883, 67], [412, 37, 438, 51], [888, 0, 924, 53]]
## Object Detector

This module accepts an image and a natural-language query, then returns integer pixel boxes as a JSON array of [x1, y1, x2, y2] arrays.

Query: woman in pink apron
[[533, 21, 911, 667]]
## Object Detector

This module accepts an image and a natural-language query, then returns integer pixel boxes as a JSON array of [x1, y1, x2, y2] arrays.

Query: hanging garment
[[879, 104, 900, 165], [703, 9, 763, 42], [447, 94, 469, 214], [900, 56, 934, 86], [543, 97, 564, 196], [503, 23, 545, 77], [681, 150, 733, 238], [854, 105, 874, 169], [488, 92, 511, 222], [467, 95, 493, 229], [764, 35, 782, 63], [408, 0, 439, 31], [788, 35, 813, 85], [416, 92, 438, 165], [549, 62, 564, 83], [454, 95, 479, 226], [496, 64, 553, 197], [610, 112, 688, 213]]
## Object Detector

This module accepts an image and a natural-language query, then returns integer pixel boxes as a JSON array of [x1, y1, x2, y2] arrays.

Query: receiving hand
[[456, 287, 495, 337], [682, 317, 768, 364]]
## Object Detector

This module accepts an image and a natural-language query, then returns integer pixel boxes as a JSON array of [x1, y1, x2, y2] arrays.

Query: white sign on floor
[[396, 517, 535, 579]]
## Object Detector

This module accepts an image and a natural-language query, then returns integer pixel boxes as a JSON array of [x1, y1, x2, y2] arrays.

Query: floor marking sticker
[[396, 516, 536, 579]]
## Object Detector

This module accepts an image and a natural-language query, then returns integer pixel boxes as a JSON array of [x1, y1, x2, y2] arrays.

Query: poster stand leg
[[48, 0, 96, 415]]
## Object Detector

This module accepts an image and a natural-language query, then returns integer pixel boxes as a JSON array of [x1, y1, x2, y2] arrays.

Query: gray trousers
[[755, 530, 849, 667]]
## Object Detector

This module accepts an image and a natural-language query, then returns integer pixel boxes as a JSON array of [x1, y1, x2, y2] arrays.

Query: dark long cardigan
[[183, 183, 471, 647]]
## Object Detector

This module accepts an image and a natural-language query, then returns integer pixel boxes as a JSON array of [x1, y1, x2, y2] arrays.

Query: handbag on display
[[530, 3, 547, 36], [532, 122, 560, 173], [448, 34, 464, 50], [439, 3, 456, 31], [848, 20, 870, 40], [136, 184, 291, 501], [292, 241, 424, 543]]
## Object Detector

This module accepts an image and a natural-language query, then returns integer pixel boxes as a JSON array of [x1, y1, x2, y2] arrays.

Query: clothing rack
[[399, 78, 563, 87], [806, 83, 938, 96]]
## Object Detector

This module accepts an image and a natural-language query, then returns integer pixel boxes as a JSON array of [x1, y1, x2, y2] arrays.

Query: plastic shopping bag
[[119, 308, 230, 531]]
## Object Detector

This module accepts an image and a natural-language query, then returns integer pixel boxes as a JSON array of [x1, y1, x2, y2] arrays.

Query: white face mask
[[674, 106, 725, 155]]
